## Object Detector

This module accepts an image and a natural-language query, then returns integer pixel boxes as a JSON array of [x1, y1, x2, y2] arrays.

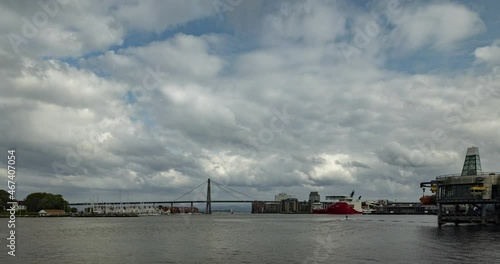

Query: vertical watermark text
[[6, 149, 17, 257]]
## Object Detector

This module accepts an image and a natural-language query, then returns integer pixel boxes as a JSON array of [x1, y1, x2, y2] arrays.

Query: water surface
[[1, 214, 499, 263]]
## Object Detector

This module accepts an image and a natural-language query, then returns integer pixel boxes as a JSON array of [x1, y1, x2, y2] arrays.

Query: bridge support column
[[438, 203, 443, 227], [190, 202, 193, 213], [206, 178, 212, 214], [170, 202, 173, 212]]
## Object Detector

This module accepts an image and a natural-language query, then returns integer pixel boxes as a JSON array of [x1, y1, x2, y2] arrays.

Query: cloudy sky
[[1, 0, 500, 204]]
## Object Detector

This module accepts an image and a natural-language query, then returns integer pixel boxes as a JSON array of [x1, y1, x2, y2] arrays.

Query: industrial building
[[420, 147, 500, 225], [252, 192, 319, 214], [308, 191, 322, 212]]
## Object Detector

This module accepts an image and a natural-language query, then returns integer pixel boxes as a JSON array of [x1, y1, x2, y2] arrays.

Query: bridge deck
[[69, 200, 277, 206]]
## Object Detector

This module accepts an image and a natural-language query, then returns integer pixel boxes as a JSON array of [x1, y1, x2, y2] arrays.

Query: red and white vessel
[[312, 191, 363, 214]]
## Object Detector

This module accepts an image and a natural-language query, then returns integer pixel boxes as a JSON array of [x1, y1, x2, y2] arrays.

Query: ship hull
[[420, 195, 436, 205], [312, 202, 362, 214]]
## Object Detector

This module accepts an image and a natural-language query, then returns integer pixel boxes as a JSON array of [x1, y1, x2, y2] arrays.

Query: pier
[[420, 147, 500, 226]]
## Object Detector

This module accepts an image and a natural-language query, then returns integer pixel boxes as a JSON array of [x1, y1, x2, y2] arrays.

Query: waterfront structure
[[251, 201, 265, 213], [252, 200, 308, 214], [275, 193, 295, 201], [308, 191, 320, 202], [265, 202, 280, 213], [420, 147, 500, 225], [15, 204, 27, 212], [311, 202, 323, 212], [38, 209, 66, 216], [252, 198, 432, 215], [308, 191, 321, 212], [65, 177, 433, 215], [251, 201, 280, 213], [298, 200, 310, 213], [82, 203, 198, 215], [371, 202, 437, 214], [280, 198, 298, 213]]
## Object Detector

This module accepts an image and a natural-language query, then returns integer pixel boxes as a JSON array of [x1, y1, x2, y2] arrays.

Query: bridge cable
[[174, 181, 207, 201], [210, 179, 254, 200], [211, 181, 242, 200], [211, 180, 254, 200]]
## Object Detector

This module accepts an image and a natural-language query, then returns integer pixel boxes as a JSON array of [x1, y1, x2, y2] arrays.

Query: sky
[[1, 0, 500, 204]]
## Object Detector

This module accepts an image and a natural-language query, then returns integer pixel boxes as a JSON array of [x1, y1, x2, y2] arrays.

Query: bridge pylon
[[206, 178, 212, 214]]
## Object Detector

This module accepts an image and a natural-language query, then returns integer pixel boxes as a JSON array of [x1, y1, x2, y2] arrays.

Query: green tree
[[24, 192, 69, 212], [24, 192, 46, 212], [0, 189, 10, 211]]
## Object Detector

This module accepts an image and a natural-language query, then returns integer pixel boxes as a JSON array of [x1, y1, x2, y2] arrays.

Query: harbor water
[[1, 214, 499, 263]]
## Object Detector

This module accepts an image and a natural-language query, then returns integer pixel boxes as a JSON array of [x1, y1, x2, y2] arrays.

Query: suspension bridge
[[68, 178, 275, 214]]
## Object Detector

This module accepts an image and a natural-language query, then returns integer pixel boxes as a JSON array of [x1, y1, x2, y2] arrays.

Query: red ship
[[312, 191, 363, 214], [419, 184, 437, 205], [419, 195, 436, 205]]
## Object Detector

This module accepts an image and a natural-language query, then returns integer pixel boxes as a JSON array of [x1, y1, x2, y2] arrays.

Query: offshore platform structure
[[420, 147, 500, 226]]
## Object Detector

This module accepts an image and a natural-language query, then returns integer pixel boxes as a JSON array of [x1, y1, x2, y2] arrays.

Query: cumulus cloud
[[390, 2, 485, 52], [112, 0, 215, 33], [376, 142, 458, 168], [474, 40, 500, 64], [307, 154, 357, 184]]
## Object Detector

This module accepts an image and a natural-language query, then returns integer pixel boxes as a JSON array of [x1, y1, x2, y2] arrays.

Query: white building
[[15, 205, 27, 211], [311, 203, 323, 211], [275, 193, 295, 201]]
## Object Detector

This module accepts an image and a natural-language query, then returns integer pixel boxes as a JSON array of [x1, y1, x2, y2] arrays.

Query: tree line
[[0, 190, 70, 212]]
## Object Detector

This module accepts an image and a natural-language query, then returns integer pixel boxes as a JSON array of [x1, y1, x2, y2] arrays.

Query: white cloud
[[5, 60, 127, 115], [0, 1, 125, 57], [377, 141, 459, 168], [390, 3, 485, 51], [150, 169, 192, 187], [474, 40, 500, 63], [85, 33, 226, 82], [309, 154, 357, 184], [113, 0, 215, 33], [261, 1, 347, 45], [0, 0, 215, 58]]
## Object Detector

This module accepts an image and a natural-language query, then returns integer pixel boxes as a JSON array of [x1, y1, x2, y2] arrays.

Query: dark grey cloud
[[336, 160, 371, 169]]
